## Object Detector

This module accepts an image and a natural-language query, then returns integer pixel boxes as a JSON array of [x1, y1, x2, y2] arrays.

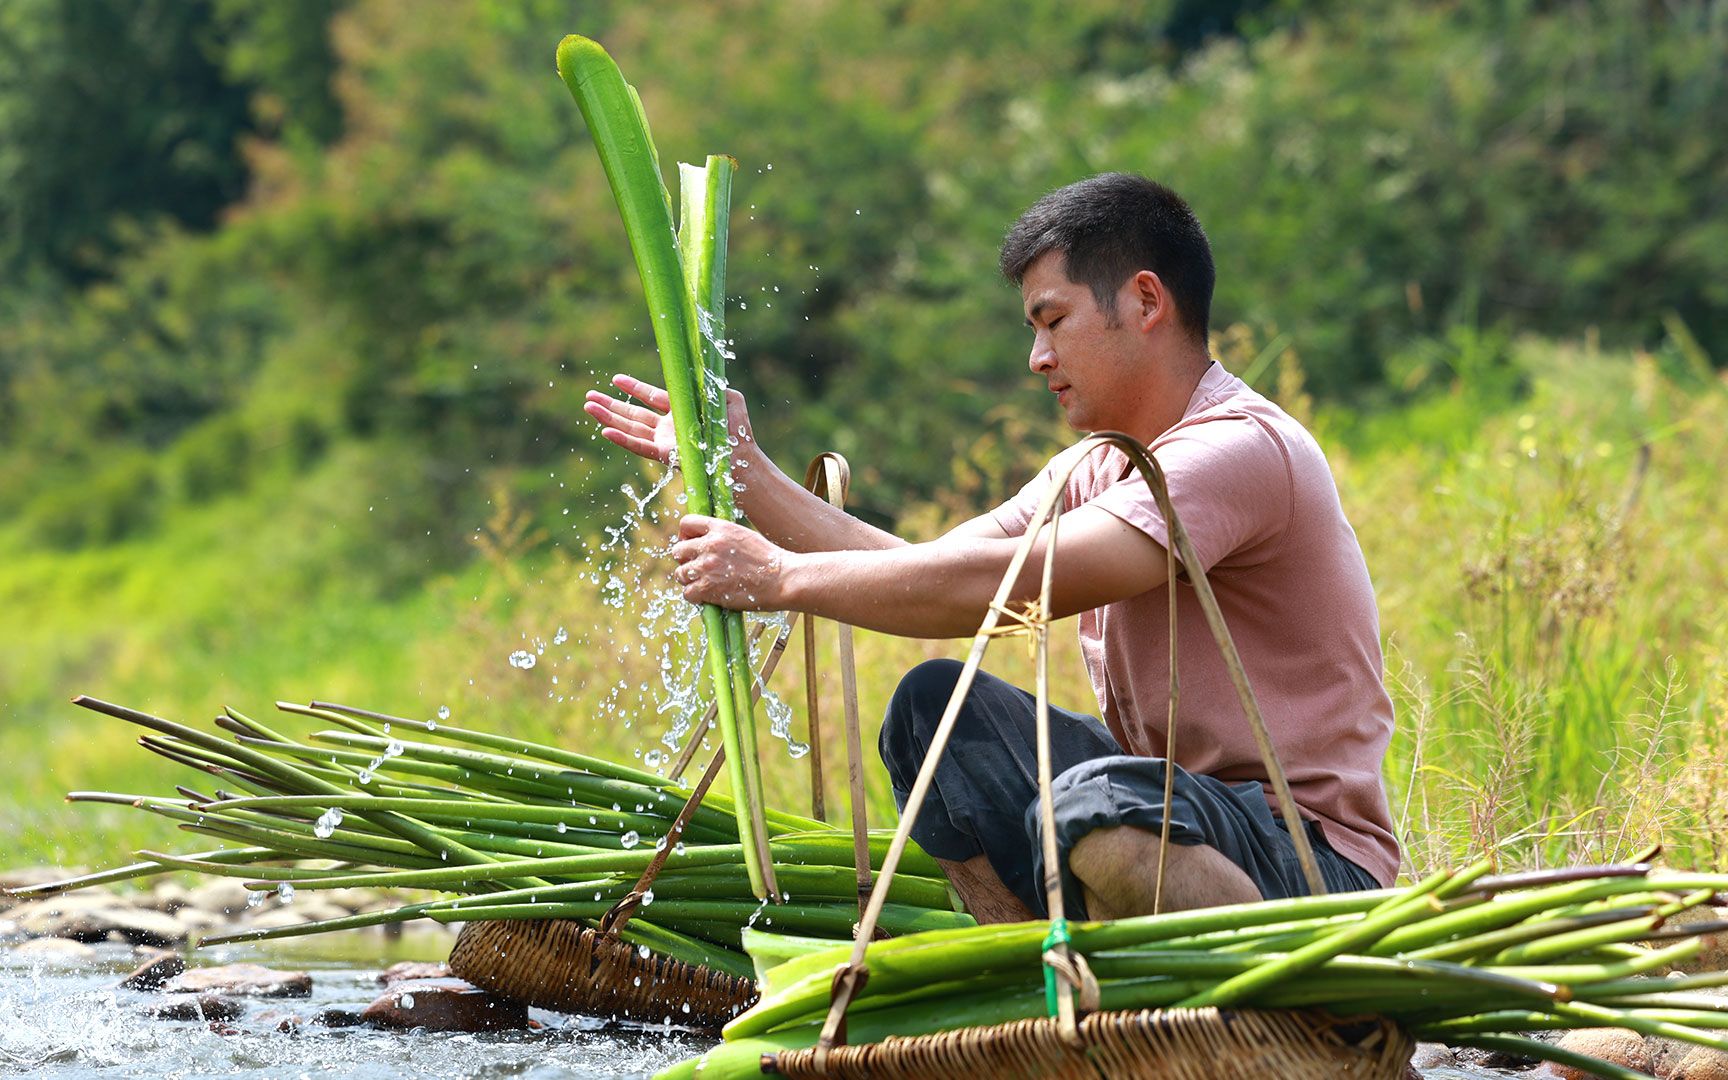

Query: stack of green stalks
[[665, 861, 1728, 1079], [7, 697, 971, 981]]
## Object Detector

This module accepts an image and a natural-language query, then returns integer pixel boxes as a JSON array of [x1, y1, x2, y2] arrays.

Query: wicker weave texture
[[447, 918, 758, 1028], [766, 1007, 1413, 1079]]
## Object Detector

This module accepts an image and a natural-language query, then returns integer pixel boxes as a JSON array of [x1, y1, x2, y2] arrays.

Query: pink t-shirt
[[992, 362, 1399, 887]]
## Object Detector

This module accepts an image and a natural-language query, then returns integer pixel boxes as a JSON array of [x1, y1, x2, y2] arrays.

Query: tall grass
[[2, 334, 1723, 881]]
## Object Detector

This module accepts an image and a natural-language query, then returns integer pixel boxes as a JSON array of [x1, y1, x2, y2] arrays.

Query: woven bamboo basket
[[448, 918, 758, 1028], [763, 1007, 1413, 1079]]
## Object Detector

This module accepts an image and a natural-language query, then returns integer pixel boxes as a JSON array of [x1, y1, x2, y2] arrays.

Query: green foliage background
[[1, 0, 1724, 874]]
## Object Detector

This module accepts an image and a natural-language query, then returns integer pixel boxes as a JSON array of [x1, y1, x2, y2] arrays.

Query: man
[[583, 173, 1397, 924]]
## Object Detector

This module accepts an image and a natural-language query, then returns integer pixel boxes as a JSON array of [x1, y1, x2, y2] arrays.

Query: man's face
[[1019, 252, 1145, 433]]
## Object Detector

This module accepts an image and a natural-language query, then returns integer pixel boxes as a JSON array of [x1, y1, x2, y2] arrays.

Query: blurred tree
[[0, 0, 253, 284], [213, 0, 346, 146]]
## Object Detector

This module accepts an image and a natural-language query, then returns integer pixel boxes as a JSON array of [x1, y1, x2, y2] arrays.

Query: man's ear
[[1132, 269, 1169, 332]]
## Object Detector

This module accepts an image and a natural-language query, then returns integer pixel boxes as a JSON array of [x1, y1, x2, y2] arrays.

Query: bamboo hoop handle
[[800, 452, 873, 917], [815, 431, 1325, 1052], [599, 747, 727, 935]]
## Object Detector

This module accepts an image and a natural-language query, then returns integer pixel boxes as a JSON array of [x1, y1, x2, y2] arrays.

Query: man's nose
[[1028, 332, 1055, 373]]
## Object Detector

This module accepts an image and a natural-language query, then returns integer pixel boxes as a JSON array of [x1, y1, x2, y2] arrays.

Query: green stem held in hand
[[556, 34, 776, 901]]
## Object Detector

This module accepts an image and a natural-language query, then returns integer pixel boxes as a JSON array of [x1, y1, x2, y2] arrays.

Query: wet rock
[[1660, 903, 1728, 975], [361, 977, 529, 1032], [312, 1007, 368, 1028], [1419, 1068, 1507, 1079], [185, 880, 254, 917], [1411, 1043, 1456, 1070], [173, 907, 224, 935], [0, 867, 89, 894], [142, 882, 191, 914], [1663, 1047, 1728, 1079], [1456, 1043, 1541, 1070], [255, 1009, 304, 1033], [9, 937, 97, 963], [167, 962, 312, 998], [119, 950, 185, 991], [378, 961, 450, 986], [16, 901, 186, 947], [11, 893, 118, 937], [148, 995, 244, 1022], [245, 907, 310, 930], [1539, 1028, 1650, 1077]]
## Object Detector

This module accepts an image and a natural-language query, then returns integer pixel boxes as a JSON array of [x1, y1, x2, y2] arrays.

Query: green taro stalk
[[662, 862, 1728, 1080], [556, 35, 775, 899]]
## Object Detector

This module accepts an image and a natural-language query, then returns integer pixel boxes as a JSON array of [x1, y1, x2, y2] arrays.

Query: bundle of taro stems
[[658, 415, 1728, 1080], [4, 34, 972, 985]]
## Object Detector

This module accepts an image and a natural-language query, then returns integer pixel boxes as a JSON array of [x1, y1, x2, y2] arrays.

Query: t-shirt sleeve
[[1089, 415, 1293, 575], [990, 467, 1048, 537], [990, 442, 1086, 537]]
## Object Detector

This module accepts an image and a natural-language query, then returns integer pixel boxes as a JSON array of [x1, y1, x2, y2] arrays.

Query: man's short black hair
[[999, 173, 1214, 346]]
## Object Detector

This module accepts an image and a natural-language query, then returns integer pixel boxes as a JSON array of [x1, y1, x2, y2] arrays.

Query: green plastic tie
[[1042, 917, 1071, 1017]]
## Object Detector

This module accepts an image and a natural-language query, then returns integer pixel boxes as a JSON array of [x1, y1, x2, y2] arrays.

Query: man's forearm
[[779, 538, 1030, 638], [734, 442, 908, 553]]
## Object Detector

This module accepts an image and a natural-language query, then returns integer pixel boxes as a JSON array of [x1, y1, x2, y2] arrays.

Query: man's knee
[[878, 658, 967, 778]]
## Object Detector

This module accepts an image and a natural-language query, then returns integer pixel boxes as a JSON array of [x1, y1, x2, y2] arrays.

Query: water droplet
[[276, 882, 296, 903], [508, 650, 537, 670], [638, 944, 651, 959], [641, 889, 654, 906], [400, 992, 415, 1010], [314, 807, 344, 839], [246, 889, 266, 909], [553, 626, 569, 645], [556, 821, 568, 834], [437, 705, 451, 720], [620, 830, 641, 849]]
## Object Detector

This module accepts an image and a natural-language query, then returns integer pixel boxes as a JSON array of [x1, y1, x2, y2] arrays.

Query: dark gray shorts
[[878, 659, 1379, 918]]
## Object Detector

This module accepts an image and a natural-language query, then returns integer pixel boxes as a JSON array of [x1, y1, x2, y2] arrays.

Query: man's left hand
[[670, 515, 790, 611]]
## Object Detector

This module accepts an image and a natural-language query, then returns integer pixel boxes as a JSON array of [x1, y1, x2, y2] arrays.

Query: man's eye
[[1048, 316, 1065, 330]]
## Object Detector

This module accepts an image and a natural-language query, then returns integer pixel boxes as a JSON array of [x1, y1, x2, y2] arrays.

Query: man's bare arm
[[672, 504, 1169, 638]]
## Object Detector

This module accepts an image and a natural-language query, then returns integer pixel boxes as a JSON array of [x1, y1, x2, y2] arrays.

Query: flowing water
[[0, 931, 719, 1079]]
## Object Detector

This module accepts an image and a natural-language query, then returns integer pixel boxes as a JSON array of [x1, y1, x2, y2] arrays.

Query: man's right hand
[[582, 373, 755, 467]]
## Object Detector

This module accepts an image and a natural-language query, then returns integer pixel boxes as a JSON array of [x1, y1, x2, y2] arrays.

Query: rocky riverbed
[[4, 867, 1725, 1079]]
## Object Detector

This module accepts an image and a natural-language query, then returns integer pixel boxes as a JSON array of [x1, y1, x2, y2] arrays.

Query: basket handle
[[800, 452, 874, 915]]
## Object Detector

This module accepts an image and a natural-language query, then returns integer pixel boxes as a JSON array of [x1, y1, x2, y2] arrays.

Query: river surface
[[0, 930, 720, 1079]]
